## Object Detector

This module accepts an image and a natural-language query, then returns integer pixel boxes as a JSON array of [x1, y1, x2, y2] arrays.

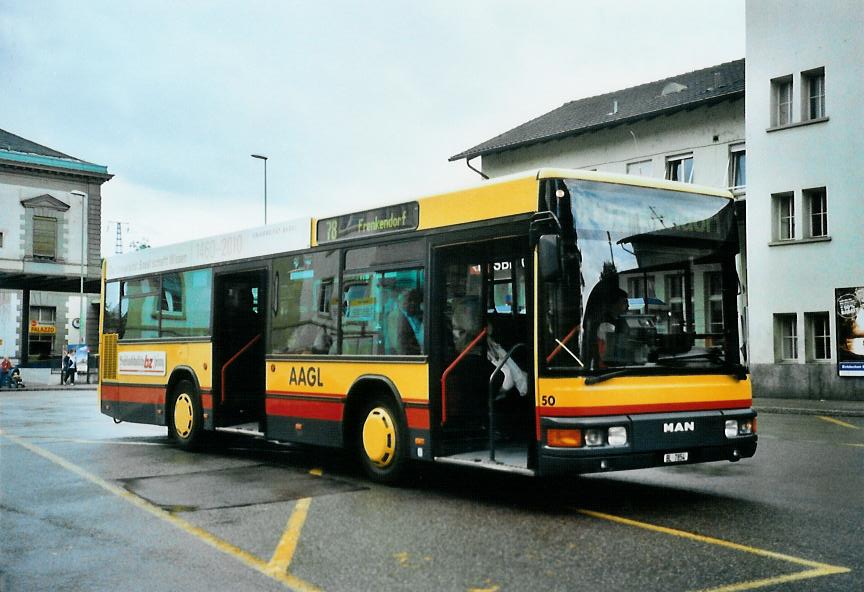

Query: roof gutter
[[464, 156, 489, 180]]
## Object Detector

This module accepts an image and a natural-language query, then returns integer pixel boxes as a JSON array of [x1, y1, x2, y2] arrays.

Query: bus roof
[[105, 218, 311, 280], [106, 169, 733, 279]]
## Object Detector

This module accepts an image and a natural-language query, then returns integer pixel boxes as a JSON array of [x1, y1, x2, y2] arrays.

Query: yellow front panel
[[106, 341, 213, 389], [537, 374, 752, 413], [267, 359, 429, 401], [417, 176, 537, 231]]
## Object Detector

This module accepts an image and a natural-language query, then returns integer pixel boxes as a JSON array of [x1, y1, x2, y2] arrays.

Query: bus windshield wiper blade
[[585, 369, 638, 385]]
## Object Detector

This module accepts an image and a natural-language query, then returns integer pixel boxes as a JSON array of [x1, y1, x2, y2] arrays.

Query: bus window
[[271, 251, 339, 354], [103, 281, 122, 335], [342, 268, 424, 356], [120, 278, 160, 340], [159, 269, 212, 338]]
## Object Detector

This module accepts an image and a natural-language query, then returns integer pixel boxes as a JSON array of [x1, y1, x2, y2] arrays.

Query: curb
[[753, 405, 864, 417]]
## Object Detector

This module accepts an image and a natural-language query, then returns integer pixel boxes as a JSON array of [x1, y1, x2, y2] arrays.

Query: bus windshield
[[542, 180, 741, 375]]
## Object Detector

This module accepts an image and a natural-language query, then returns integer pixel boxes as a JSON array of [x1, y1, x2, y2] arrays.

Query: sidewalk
[[752, 397, 864, 417]]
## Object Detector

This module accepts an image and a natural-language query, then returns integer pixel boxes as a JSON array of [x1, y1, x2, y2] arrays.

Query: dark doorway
[[214, 270, 267, 428], [432, 237, 534, 469]]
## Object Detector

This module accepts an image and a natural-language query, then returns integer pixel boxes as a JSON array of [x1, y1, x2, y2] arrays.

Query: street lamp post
[[251, 154, 268, 224], [70, 191, 87, 347]]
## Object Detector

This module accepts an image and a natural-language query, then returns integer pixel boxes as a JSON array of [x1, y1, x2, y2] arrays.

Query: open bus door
[[213, 269, 267, 429], [431, 238, 535, 474]]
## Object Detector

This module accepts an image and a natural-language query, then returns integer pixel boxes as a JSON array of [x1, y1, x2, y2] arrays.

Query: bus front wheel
[[168, 380, 204, 450], [357, 395, 408, 484]]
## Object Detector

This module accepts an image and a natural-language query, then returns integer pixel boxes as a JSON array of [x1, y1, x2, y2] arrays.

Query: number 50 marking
[[541, 395, 556, 406]]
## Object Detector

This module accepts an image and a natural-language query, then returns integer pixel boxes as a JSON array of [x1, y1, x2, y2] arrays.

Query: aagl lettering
[[288, 366, 325, 387]]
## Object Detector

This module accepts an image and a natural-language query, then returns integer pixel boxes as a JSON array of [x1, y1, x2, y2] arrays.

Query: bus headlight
[[726, 418, 756, 438], [584, 429, 605, 447], [607, 426, 628, 447]]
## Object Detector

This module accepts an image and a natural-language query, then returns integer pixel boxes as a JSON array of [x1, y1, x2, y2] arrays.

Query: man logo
[[664, 421, 695, 433]]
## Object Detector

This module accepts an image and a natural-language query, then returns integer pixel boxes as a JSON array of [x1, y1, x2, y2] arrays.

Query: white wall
[[745, 0, 864, 371], [482, 99, 744, 189]]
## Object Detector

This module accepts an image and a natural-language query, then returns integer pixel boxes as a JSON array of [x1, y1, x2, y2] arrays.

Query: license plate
[[664, 452, 689, 463]]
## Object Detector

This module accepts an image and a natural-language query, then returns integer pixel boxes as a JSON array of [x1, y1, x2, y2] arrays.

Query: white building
[[0, 129, 112, 368], [450, 3, 862, 400], [744, 0, 863, 398]]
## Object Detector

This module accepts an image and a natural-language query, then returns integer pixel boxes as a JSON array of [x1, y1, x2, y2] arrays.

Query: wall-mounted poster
[[836, 286, 864, 377]]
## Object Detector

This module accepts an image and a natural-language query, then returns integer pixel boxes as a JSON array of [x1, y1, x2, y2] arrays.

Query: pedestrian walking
[[63, 350, 77, 385]]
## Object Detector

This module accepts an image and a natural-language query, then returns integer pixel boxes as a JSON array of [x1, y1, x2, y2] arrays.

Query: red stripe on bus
[[101, 384, 164, 405], [267, 390, 345, 399], [266, 397, 343, 421], [406, 407, 430, 430]]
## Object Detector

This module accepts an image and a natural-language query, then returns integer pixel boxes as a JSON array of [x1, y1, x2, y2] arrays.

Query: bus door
[[432, 238, 534, 468], [213, 269, 267, 427]]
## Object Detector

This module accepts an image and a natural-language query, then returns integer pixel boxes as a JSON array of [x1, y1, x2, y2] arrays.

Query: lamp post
[[70, 191, 87, 347], [251, 154, 268, 224]]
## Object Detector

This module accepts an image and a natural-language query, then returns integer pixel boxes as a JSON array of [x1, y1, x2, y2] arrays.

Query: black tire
[[356, 395, 409, 484], [167, 380, 204, 450]]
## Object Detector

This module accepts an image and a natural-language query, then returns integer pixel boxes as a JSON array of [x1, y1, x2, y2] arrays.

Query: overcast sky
[[1, 0, 745, 254]]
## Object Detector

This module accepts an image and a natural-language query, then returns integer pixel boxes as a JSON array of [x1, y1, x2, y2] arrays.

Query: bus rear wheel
[[357, 396, 409, 484], [168, 380, 204, 450]]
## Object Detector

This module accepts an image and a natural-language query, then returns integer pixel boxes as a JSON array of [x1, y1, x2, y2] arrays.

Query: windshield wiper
[[585, 368, 641, 385]]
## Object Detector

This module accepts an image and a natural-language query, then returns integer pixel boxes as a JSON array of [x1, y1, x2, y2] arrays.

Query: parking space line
[[266, 468, 323, 575], [576, 509, 850, 592], [0, 430, 322, 592], [817, 416, 860, 430]]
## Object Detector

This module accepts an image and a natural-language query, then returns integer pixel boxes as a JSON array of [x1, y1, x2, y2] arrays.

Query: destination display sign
[[317, 202, 419, 244]]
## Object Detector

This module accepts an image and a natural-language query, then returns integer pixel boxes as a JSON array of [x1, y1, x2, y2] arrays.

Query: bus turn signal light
[[547, 428, 582, 448]]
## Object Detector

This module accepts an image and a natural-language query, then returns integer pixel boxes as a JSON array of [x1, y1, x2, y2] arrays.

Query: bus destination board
[[317, 202, 419, 244]]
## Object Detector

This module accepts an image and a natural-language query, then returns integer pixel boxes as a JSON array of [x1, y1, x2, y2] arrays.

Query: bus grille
[[102, 333, 118, 379]]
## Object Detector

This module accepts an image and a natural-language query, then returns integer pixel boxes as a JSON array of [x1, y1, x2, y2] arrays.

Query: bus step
[[216, 422, 264, 438], [434, 446, 534, 476]]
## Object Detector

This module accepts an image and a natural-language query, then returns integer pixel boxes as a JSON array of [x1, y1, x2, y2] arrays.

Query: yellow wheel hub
[[173, 393, 194, 439], [362, 407, 396, 468]]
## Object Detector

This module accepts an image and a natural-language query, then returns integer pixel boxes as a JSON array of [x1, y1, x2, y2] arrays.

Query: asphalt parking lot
[[1, 389, 861, 591]]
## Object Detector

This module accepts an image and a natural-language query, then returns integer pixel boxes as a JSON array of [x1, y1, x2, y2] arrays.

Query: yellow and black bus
[[99, 169, 756, 482]]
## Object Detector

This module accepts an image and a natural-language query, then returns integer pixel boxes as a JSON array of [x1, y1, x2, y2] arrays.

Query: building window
[[666, 155, 693, 183], [773, 192, 795, 241], [805, 312, 831, 361], [803, 68, 826, 120], [804, 187, 828, 237], [626, 160, 653, 177], [772, 76, 793, 127], [32, 216, 57, 259], [774, 314, 798, 361], [729, 145, 746, 189], [28, 306, 57, 359]]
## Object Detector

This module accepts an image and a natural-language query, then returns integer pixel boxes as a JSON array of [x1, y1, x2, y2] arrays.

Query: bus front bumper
[[536, 409, 758, 476]]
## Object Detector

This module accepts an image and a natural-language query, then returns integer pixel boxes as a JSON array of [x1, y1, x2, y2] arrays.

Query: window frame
[[804, 187, 828, 238], [32, 215, 58, 260], [773, 192, 795, 241], [665, 154, 694, 183], [805, 311, 831, 362], [803, 67, 826, 121], [774, 313, 798, 362], [771, 75, 793, 127], [728, 144, 746, 191]]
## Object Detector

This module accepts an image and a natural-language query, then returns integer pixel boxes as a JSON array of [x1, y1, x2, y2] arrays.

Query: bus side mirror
[[538, 235, 561, 282]]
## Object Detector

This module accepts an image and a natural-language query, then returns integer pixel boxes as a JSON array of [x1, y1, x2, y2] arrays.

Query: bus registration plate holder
[[663, 452, 688, 463]]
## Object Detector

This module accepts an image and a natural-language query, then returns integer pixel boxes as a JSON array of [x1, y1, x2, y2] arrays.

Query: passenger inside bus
[[386, 288, 423, 355], [593, 286, 632, 368]]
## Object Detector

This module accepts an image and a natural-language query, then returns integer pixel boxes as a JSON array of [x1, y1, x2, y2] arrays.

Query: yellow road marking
[[576, 509, 849, 592], [0, 430, 321, 592], [817, 415, 860, 430], [266, 468, 322, 575]]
